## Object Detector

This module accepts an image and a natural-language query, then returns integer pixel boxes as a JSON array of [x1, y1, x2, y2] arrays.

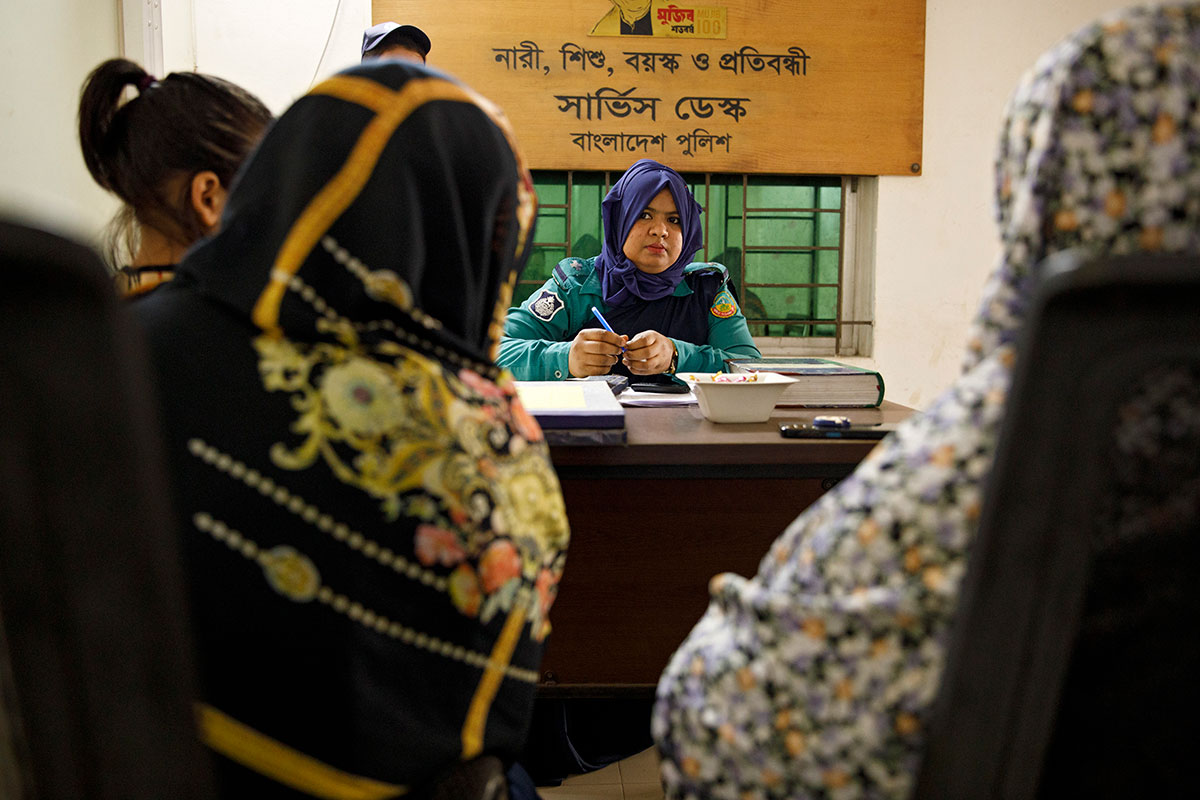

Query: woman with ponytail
[[78, 58, 272, 297]]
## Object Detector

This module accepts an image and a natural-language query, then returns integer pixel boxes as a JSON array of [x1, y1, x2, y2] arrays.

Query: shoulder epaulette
[[685, 262, 729, 286], [552, 257, 590, 291]]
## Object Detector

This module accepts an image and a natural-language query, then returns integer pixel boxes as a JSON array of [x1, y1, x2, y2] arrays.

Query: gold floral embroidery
[[189, 438, 450, 592], [193, 512, 540, 683], [252, 321, 569, 639], [320, 359, 406, 436]]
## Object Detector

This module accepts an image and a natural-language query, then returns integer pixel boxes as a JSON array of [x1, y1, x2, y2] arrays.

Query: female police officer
[[498, 159, 760, 380]]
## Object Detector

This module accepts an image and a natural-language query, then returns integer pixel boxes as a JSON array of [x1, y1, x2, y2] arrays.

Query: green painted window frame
[[519, 171, 874, 356]]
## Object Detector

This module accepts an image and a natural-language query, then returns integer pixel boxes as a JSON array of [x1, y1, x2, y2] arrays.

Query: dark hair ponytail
[[78, 58, 273, 264]]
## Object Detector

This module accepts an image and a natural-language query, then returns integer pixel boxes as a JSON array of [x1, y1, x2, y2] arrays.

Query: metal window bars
[[523, 171, 873, 354]]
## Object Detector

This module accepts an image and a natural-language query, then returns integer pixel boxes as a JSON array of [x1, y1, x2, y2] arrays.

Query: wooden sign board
[[373, 1, 925, 175]]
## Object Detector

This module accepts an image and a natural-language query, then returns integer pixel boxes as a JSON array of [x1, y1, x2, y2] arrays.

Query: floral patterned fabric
[[135, 61, 568, 796], [652, 5, 1200, 798]]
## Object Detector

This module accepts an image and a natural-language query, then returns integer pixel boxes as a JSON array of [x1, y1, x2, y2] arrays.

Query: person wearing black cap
[[361, 21, 432, 64]]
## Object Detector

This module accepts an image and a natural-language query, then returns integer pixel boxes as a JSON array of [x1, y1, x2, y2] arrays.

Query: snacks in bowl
[[678, 371, 794, 423]]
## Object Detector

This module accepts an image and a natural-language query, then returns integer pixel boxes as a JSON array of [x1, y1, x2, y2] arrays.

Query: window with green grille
[[519, 171, 873, 355]]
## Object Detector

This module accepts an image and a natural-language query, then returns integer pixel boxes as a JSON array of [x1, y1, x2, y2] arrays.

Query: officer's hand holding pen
[[568, 328, 627, 377], [623, 329, 676, 375]]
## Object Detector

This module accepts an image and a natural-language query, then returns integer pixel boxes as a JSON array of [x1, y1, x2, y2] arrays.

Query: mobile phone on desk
[[582, 374, 630, 395], [629, 373, 690, 393], [779, 422, 898, 439]]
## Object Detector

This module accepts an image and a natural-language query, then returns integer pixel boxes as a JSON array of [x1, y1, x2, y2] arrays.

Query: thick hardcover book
[[514, 380, 626, 429], [541, 427, 628, 446], [723, 357, 885, 407]]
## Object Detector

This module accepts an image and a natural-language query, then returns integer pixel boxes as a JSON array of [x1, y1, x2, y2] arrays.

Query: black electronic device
[[585, 374, 630, 395], [779, 422, 899, 440], [629, 373, 690, 393]]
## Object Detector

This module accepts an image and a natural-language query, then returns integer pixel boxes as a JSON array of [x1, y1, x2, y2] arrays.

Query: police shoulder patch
[[530, 288, 565, 322], [710, 288, 738, 319]]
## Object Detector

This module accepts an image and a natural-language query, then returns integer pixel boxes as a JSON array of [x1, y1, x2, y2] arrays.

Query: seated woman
[[653, 4, 1200, 798], [498, 158, 760, 380], [133, 60, 570, 797], [78, 58, 272, 297]]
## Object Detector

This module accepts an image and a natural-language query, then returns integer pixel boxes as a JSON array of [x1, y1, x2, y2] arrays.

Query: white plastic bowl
[[678, 372, 796, 423]]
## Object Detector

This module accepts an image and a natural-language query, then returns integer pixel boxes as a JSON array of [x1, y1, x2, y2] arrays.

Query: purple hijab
[[595, 159, 703, 307]]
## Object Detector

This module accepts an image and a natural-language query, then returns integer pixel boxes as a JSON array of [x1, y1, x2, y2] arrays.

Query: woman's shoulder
[[555, 255, 599, 275], [552, 255, 600, 289], [683, 261, 729, 277], [117, 264, 176, 299], [683, 261, 730, 287], [682, 262, 734, 306]]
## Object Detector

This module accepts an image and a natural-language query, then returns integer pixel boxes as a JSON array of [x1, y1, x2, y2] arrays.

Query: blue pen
[[591, 307, 626, 351]]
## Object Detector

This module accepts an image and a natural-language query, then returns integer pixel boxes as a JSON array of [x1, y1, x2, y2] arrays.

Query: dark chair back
[[0, 220, 213, 799], [914, 251, 1200, 798]]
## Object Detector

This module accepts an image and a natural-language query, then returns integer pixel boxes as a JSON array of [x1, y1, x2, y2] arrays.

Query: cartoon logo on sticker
[[710, 288, 737, 318], [531, 289, 565, 322]]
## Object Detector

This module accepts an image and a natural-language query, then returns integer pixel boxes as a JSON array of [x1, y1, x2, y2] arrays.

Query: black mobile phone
[[629, 373, 690, 393], [583, 374, 630, 395], [779, 422, 897, 440]]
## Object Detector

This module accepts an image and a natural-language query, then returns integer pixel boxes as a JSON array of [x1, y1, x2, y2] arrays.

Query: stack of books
[[513, 380, 627, 445], [723, 357, 885, 407]]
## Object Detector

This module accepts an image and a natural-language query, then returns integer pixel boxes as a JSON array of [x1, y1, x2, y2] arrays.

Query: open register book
[[723, 357, 885, 407]]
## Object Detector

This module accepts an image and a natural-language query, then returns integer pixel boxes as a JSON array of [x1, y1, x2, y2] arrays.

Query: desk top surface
[[547, 400, 914, 468]]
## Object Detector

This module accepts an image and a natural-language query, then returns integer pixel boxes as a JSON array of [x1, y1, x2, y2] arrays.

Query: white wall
[[0, 0, 1133, 406], [170, 0, 370, 114], [0, 0, 367, 246], [871, 0, 1131, 408], [0, 0, 121, 245]]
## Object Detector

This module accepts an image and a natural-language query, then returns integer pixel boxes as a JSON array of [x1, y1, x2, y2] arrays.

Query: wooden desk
[[540, 401, 914, 695]]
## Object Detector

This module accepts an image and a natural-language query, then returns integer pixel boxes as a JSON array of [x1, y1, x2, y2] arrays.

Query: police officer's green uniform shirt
[[498, 257, 760, 381]]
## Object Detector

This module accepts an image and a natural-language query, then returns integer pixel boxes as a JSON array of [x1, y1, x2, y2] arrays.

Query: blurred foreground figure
[[654, 5, 1200, 798], [135, 61, 569, 797]]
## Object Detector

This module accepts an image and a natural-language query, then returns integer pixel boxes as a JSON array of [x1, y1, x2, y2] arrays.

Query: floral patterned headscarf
[[653, 5, 1200, 798]]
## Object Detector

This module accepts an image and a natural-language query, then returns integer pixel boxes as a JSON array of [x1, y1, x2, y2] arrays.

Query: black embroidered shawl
[[135, 61, 569, 797]]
